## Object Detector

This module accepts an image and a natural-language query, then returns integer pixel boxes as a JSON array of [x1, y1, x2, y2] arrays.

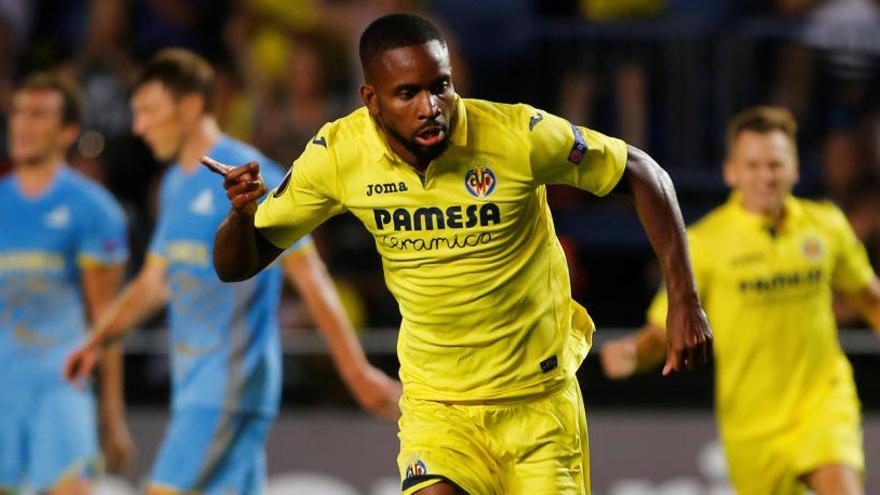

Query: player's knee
[[414, 481, 467, 495]]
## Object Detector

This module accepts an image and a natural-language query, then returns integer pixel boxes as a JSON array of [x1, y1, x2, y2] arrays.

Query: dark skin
[[210, 39, 712, 494]]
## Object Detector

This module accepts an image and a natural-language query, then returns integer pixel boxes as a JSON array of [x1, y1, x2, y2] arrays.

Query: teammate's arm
[[600, 323, 667, 380], [614, 145, 712, 374], [828, 204, 880, 333], [212, 161, 285, 281], [80, 264, 135, 472], [843, 277, 880, 332], [282, 248, 401, 421], [65, 258, 170, 382]]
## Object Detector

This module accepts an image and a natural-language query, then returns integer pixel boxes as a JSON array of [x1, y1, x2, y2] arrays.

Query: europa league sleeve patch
[[273, 169, 292, 198], [568, 123, 588, 165]]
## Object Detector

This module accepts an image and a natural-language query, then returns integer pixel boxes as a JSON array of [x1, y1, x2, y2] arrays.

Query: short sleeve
[[828, 205, 876, 294], [255, 130, 346, 249], [526, 105, 628, 196], [76, 192, 129, 268], [147, 210, 170, 260]]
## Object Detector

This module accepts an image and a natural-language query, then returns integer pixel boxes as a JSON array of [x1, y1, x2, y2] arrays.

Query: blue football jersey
[[150, 136, 303, 416], [0, 166, 128, 399]]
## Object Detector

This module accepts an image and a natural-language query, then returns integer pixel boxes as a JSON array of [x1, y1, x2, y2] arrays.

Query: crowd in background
[[0, 0, 879, 402]]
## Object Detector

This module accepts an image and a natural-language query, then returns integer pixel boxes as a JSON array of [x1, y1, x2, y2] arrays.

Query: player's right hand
[[600, 340, 638, 380], [201, 156, 267, 216], [63, 339, 103, 386]]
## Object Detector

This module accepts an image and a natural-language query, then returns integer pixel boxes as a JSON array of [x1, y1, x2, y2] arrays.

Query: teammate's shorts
[[150, 407, 273, 495], [724, 374, 863, 495], [398, 378, 589, 495], [0, 384, 100, 492]]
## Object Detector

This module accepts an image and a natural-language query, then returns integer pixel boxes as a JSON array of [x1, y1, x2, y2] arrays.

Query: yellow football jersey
[[256, 96, 627, 401], [648, 193, 875, 442]]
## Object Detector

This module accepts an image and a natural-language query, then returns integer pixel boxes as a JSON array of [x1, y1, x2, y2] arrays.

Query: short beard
[[381, 120, 451, 164]]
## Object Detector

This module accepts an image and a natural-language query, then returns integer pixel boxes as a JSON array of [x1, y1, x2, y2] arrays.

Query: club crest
[[802, 236, 824, 261], [465, 164, 496, 199], [405, 460, 428, 479]]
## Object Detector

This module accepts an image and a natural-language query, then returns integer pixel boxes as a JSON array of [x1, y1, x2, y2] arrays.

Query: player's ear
[[60, 124, 80, 150], [360, 84, 379, 116], [179, 93, 205, 122], [722, 160, 737, 188]]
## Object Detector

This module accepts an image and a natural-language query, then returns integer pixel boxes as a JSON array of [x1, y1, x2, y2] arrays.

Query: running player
[[64, 49, 400, 495], [211, 13, 713, 495], [601, 106, 880, 495], [0, 73, 133, 494]]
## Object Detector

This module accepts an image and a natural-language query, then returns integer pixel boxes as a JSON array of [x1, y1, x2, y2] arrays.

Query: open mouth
[[414, 127, 445, 147]]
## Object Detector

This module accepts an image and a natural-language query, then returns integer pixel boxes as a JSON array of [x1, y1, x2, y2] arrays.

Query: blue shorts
[[0, 384, 99, 492], [150, 408, 273, 495]]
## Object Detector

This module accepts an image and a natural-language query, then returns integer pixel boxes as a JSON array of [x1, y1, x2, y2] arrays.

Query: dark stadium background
[[1, 0, 878, 493]]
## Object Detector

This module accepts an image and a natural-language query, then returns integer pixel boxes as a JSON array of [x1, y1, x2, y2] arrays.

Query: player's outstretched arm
[[600, 324, 668, 380], [615, 145, 713, 375], [81, 264, 136, 472], [64, 258, 170, 383], [282, 247, 402, 421], [845, 277, 880, 333], [206, 158, 284, 282]]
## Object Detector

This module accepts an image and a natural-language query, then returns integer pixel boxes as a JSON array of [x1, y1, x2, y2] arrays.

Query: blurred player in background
[[64, 49, 400, 495], [0, 73, 133, 494], [211, 13, 712, 495], [601, 106, 880, 495]]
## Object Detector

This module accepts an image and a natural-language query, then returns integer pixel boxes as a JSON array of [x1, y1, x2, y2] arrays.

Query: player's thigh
[[29, 386, 100, 493], [149, 408, 272, 495], [795, 378, 864, 483], [399, 396, 502, 495], [510, 380, 589, 495], [725, 434, 807, 495], [802, 464, 863, 495]]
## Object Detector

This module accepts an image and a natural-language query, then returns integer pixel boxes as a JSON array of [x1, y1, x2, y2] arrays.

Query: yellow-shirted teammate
[[601, 106, 880, 495], [210, 13, 713, 495]]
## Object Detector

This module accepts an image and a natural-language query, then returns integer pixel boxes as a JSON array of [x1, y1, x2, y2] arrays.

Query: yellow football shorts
[[724, 374, 863, 495], [397, 378, 589, 495]]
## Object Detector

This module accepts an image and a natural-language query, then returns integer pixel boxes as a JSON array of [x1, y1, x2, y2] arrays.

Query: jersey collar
[[726, 191, 803, 233]]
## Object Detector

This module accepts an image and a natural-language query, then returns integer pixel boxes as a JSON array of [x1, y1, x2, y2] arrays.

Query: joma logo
[[367, 182, 408, 196]]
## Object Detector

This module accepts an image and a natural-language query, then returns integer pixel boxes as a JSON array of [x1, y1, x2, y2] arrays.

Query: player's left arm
[[526, 106, 712, 373], [614, 145, 713, 374], [827, 204, 880, 333], [281, 244, 401, 421], [81, 264, 135, 473], [843, 277, 880, 332]]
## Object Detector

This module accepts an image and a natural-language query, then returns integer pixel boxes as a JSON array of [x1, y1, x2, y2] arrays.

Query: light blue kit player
[[147, 138, 304, 491], [65, 49, 401, 495], [2, 73, 132, 494], [69, 138, 298, 493]]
